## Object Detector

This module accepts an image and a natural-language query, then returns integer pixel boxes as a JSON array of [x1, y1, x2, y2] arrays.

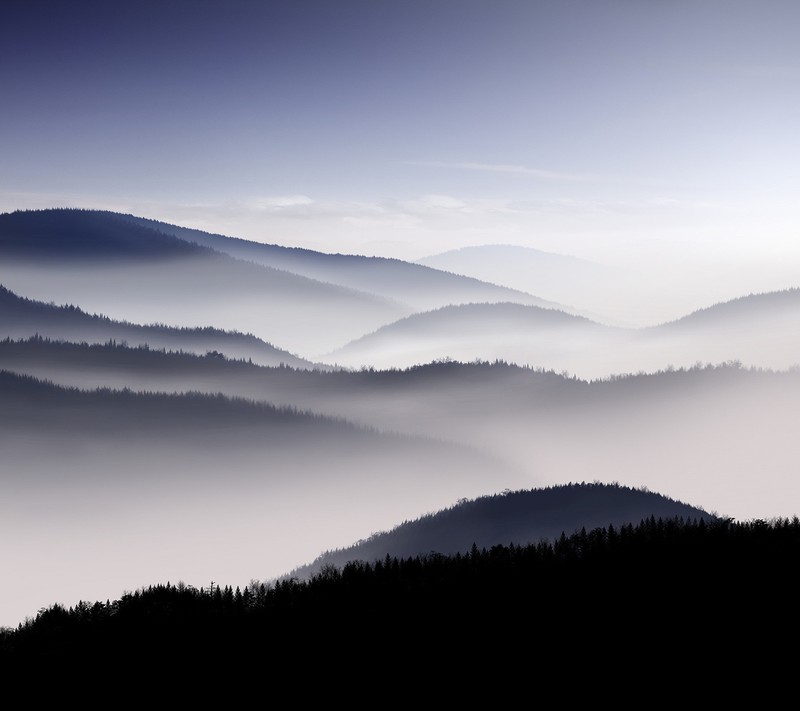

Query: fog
[[3, 343, 798, 528], [0, 371, 527, 629], [3, 210, 800, 632], [128, 214, 570, 315], [327, 295, 800, 378], [0, 258, 406, 358], [0, 285, 315, 368]]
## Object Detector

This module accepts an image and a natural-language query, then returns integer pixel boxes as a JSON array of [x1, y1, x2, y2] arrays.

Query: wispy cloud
[[251, 194, 314, 210], [403, 161, 594, 182]]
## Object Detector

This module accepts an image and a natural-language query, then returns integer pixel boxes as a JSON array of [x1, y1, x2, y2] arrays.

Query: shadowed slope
[[0, 209, 408, 356], [127, 214, 572, 313], [0, 208, 208, 262], [287, 482, 716, 578], [0, 285, 316, 368]]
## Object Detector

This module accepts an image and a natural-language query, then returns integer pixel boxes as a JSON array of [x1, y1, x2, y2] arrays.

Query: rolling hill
[[3, 339, 799, 525], [127, 214, 571, 314], [326, 301, 632, 373], [288, 482, 716, 579], [327, 290, 800, 376], [0, 209, 408, 357], [4, 207, 800, 638], [0, 284, 315, 368], [417, 243, 641, 324]]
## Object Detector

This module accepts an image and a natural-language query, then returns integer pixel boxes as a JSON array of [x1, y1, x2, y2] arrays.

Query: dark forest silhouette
[[288, 482, 717, 578], [3, 515, 798, 679], [3, 209, 800, 693]]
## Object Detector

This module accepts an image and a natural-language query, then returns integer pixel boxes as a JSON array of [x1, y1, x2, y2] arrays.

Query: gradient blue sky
[[2, 0, 799, 267]]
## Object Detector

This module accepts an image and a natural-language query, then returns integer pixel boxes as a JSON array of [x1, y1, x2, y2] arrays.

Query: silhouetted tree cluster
[[3, 515, 799, 676], [289, 482, 716, 578]]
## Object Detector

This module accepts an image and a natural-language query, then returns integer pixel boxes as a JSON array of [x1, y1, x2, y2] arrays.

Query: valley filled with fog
[[2, 208, 799, 628]]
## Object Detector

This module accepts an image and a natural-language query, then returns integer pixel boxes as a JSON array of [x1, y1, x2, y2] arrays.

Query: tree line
[[3, 514, 799, 673]]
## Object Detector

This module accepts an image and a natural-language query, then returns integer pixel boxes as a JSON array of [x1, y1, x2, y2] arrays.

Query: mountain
[[0, 207, 209, 262], [0, 285, 316, 368], [326, 301, 631, 374], [417, 244, 639, 324], [287, 482, 716, 579], [4, 208, 799, 634], [661, 287, 800, 329], [641, 288, 800, 371], [4, 516, 795, 688], [327, 289, 800, 376], [4, 339, 799, 524], [127, 214, 572, 314], [0, 369, 525, 630], [0, 209, 408, 357]]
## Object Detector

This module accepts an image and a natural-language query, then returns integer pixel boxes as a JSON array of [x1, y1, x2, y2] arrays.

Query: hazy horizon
[[3, 2, 800, 279]]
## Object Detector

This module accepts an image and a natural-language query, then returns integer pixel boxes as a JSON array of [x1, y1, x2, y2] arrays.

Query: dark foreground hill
[[2, 516, 798, 689], [288, 482, 716, 578]]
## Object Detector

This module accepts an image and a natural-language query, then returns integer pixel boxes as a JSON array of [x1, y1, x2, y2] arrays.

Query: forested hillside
[[4, 516, 798, 674]]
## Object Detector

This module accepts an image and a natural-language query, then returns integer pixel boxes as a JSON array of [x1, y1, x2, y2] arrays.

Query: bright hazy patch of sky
[[2, 0, 799, 270]]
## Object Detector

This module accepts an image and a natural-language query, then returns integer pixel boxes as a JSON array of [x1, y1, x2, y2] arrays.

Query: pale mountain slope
[[130, 215, 574, 314], [0, 209, 408, 357], [327, 302, 633, 374], [417, 244, 639, 324], [327, 290, 800, 376]]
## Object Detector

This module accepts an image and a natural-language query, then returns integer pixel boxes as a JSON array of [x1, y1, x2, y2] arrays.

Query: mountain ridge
[[0, 208, 412, 356], [0, 284, 316, 368], [286, 481, 718, 580], [124, 213, 576, 314], [327, 290, 800, 375]]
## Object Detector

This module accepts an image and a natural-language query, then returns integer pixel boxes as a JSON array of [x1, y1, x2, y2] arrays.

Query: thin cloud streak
[[404, 161, 595, 182]]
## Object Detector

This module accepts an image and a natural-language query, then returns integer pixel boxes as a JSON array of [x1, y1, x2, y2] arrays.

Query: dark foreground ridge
[[3, 515, 799, 682]]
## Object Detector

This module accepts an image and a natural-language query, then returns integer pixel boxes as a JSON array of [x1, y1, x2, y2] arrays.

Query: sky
[[2, 0, 799, 270]]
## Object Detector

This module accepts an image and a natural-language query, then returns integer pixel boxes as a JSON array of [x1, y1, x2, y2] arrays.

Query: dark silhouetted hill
[[287, 482, 716, 578], [2, 516, 797, 689]]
